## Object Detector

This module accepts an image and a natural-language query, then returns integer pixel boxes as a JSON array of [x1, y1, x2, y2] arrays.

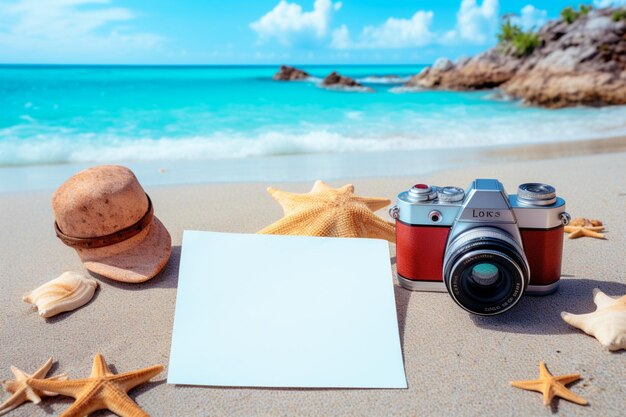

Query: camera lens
[[470, 263, 499, 286], [443, 227, 530, 315]]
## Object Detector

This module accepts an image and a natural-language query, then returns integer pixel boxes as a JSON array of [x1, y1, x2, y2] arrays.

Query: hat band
[[54, 194, 154, 250]]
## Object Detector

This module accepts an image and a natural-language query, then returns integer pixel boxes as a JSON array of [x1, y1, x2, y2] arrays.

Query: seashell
[[561, 288, 626, 351], [23, 271, 98, 318]]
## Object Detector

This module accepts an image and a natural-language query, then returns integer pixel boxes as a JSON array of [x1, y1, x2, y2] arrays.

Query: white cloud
[[330, 24, 351, 49], [361, 11, 434, 48], [250, 0, 342, 46], [331, 10, 434, 49], [445, 0, 499, 44], [593, 0, 626, 7], [0, 0, 162, 61], [511, 5, 547, 31]]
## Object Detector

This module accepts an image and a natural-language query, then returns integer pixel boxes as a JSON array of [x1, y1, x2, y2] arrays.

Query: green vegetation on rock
[[497, 18, 540, 57], [497, 19, 523, 43], [612, 8, 626, 21], [510, 32, 540, 57], [561, 4, 593, 24]]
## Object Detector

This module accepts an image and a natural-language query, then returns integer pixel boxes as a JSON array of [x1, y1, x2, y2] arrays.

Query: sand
[[1, 151, 625, 417]]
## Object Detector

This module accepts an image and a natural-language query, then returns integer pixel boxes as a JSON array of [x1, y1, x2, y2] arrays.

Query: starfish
[[0, 357, 67, 416], [562, 288, 626, 351], [258, 180, 396, 242], [28, 354, 163, 417], [564, 218, 605, 239], [510, 361, 588, 406]]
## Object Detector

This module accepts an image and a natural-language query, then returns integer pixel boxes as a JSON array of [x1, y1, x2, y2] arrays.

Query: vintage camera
[[390, 179, 570, 316]]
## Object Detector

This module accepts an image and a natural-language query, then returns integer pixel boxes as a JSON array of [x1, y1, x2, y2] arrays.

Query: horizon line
[[0, 63, 430, 67]]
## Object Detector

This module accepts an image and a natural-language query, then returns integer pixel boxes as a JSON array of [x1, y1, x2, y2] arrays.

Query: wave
[[357, 76, 411, 84], [0, 131, 416, 166], [2, 103, 626, 166], [389, 85, 425, 94], [2, 118, 626, 166], [305, 77, 374, 92], [301, 75, 410, 85], [318, 84, 374, 93]]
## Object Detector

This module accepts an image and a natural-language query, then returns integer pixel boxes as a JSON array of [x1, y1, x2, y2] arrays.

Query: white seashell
[[561, 288, 626, 351], [23, 271, 98, 318]]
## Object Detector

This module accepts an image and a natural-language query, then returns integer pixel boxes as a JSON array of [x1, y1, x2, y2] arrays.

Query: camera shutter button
[[408, 183, 438, 201]]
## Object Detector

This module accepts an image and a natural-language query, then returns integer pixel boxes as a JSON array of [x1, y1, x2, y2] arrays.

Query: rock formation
[[322, 71, 369, 90], [273, 65, 310, 81], [409, 54, 522, 90], [406, 7, 626, 107]]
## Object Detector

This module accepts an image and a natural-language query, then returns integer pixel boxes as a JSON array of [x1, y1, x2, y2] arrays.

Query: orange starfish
[[258, 180, 396, 242], [0, 357, 67, 416], [510, 361, 588, 406], [564, 218, 605, 239], [28, 354, 163, 417]]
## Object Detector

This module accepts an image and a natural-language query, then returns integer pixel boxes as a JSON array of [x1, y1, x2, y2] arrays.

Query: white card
[[168, 231, 407, 388]]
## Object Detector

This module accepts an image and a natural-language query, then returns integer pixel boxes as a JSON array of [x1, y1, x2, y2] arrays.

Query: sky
[[0, 0, 624, 65]]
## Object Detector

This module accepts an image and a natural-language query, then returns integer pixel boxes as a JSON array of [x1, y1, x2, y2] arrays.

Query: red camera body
[[396, 222, 564, 287]]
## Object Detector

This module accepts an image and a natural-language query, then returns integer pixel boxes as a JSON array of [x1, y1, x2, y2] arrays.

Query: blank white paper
[[168, 231, 407, 388]]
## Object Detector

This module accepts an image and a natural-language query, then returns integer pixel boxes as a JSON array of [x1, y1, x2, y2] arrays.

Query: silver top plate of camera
[[394, 178, 566, 230]]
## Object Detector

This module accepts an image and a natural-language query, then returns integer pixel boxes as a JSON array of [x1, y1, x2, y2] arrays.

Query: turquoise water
[[1, 65, 626, 166]]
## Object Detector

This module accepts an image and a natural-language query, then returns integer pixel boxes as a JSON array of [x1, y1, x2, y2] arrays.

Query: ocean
[[1, 65, 625, 191]]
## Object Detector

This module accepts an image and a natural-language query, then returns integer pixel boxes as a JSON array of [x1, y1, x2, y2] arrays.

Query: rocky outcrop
[[406, 7, 626, 107], [503, 71, 626, 107], [407, 53, 522, 90], [502, 9, 626, 107], [322, 71, 362, 87], [273, 65, 309, 81], [322, 71, 373, 91]]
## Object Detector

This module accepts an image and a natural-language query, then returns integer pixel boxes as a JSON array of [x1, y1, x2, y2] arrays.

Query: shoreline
[[486, 135, 626, 160], [1, 135, 625, 194]]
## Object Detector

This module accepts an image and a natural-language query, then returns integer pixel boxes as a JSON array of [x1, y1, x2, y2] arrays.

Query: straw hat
[[52, 165, 172, 283]]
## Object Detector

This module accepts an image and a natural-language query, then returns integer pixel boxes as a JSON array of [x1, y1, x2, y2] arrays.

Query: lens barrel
[[443, 227, 530, 315]]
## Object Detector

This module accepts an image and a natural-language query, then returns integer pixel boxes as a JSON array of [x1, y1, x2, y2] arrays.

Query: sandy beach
[[1, 150, 625, 417]]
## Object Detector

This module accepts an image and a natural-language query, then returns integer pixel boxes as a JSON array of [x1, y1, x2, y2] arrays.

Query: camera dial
[[408, 183, 438, 202], [437, 186, 465, 203], [517, 183, 557, 206]]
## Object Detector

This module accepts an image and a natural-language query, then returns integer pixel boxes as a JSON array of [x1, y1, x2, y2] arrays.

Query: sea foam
[[2, 115, 626, 166]]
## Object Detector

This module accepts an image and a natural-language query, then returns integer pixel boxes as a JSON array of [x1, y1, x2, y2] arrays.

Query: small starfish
[[0, 357, 67, 415], [510, 361, 588, 406], [28, 354, 163, 417], [564, 218, 605, 239], [258, 180, 396, 242], [562, 288, 626, 351]]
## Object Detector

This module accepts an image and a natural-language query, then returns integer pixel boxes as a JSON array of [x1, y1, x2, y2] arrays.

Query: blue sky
[[0, 0, 624, 64]]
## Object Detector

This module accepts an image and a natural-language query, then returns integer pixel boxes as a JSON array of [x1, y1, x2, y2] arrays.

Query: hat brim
[[76, 217, 172, 283]]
